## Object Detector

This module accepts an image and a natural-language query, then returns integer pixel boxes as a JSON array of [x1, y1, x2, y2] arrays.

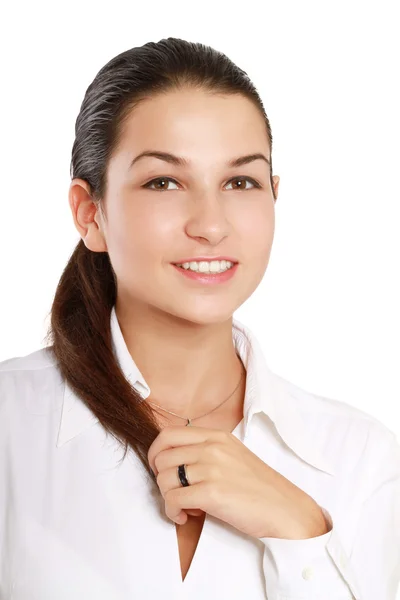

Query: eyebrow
[[129, 150, 270, 170]]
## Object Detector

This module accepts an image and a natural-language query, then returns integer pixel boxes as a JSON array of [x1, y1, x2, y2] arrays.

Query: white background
[[0, 1, 399, 443]]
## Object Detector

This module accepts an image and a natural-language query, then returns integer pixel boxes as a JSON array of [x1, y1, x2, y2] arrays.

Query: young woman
[[0, 37, 399, 600]]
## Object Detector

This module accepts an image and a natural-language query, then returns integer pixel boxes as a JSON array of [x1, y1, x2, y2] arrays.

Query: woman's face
[[76, 88, 279, 325]]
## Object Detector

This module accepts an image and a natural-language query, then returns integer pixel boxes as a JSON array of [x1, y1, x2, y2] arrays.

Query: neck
[[114, 300, 245, 421]]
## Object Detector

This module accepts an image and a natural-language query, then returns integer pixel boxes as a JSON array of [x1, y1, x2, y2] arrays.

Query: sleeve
[[258, 431, 400, 600]]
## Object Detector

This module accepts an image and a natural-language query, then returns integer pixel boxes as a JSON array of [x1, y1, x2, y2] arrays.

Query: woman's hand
[[148, 425, 329, 540]]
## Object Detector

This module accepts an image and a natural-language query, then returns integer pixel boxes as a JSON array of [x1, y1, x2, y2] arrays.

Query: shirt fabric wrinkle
[[0, 305, 399, 599]]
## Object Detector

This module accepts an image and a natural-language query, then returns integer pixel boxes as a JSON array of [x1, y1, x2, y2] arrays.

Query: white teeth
[[176, 260, 234, 273]]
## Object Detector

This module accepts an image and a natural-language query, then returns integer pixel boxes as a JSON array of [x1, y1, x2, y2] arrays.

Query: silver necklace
[[146, 363, 245, 426]]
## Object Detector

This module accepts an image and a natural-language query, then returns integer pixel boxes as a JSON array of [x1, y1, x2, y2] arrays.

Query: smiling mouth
[[173, 259, 237, 274], [172, 261, 239, 284]]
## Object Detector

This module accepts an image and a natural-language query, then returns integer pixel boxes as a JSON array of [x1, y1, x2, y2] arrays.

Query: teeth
[[176, 260, 234, 273]]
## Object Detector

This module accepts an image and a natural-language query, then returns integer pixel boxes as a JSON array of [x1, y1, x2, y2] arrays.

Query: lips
[[172, 262, 239, 285], [172, 256, 238, 265]]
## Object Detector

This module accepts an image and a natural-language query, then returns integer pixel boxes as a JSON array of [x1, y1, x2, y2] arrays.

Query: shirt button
[[302, 566, 314, 580]]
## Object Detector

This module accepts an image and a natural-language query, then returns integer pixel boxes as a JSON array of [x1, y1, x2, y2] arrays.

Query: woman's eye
[[142, 175, 261, 192], [225, 176, 261, 191], [142, 177, 179, 191]]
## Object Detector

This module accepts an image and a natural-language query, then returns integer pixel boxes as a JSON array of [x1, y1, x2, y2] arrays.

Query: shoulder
[[276, 371, 388, 426], [273, 371, 400, 481], [0, 346, 63, 414], [235, 316, 399, 469], [0, 346, 57, 372]]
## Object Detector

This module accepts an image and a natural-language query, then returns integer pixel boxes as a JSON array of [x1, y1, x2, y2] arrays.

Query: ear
[[68, 179, 107, 252], [272, 175, 280, 202]]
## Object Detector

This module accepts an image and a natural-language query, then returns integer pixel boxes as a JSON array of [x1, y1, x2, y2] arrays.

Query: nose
[[184, 195, 230, 246]]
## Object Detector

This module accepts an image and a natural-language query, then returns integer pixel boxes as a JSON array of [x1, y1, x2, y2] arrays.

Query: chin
[[165, 304, 236, 327]]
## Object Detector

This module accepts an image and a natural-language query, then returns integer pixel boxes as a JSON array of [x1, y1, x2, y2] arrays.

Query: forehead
[[117, 89, 269, 159]]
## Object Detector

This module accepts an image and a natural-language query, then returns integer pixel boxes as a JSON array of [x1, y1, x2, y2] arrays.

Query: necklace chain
[[146, 362, 245, 426]]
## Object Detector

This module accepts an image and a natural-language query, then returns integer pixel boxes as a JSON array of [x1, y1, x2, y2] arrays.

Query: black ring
[[178, 464, 190, 487]]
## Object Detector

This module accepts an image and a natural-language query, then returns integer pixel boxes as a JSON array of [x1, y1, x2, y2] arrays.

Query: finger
[[164, 481, 211, 522], [148, 426, 226, 475], [156, 463, 205, 498], [186, 509, 205, 517], [154, 443, 206, 476], [167, 508, 204, 524]]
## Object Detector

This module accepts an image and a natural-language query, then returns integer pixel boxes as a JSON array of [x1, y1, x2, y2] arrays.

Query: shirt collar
[[57, 307, 336, 476]]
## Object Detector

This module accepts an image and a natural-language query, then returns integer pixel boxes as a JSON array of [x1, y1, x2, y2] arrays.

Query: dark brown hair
[[44, 37, 276, 482]]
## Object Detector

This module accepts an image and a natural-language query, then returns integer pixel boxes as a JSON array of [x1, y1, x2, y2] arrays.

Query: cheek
[[236, 207, 275, 289], [105, 205, 174, 274], [239, 207, 275, 257]]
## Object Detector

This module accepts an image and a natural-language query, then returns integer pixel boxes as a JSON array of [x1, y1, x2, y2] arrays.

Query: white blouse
[[0, 306, 399, 600]]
